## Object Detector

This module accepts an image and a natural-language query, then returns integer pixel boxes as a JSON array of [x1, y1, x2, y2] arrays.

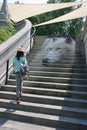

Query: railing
[[0, 19, 33, 86]]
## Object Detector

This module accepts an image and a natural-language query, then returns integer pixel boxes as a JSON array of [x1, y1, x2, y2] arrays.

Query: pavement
[[0, 118, 57, 130]]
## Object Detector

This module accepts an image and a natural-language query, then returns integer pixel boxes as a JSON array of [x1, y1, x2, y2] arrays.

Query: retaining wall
[[83, 32, 87, 65]]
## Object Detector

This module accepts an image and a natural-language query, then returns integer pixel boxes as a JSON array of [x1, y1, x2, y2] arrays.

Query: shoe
[[20, 91, 22, 97], [16, 97, 21, 104]]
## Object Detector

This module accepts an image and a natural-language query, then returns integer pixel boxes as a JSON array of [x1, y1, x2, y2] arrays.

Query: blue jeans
[[15, 73, 23, 98]]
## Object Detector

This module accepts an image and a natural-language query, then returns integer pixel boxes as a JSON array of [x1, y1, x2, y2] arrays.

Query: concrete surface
[[0, 118, 57, 130]]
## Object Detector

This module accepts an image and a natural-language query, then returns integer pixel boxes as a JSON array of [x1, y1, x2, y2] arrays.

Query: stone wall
[[83, 32, 87, 65]]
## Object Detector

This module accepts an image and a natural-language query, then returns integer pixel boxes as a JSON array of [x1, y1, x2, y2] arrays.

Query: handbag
[[20, 62, 28, 75]]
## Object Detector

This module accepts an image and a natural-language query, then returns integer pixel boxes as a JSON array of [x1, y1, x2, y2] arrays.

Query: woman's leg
[[16, 73, 23, 98]]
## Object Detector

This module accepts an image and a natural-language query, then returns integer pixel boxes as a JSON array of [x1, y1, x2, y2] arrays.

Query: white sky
[[0, 0, 48, 4]]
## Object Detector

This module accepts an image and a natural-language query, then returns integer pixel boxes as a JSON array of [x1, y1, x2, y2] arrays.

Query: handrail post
[[29, 25, 36, 53], [5, 60, 9, 85], [30, 36, 32, 53]]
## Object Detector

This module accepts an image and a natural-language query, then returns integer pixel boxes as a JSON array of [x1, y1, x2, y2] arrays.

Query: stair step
[[0, 91, 87, 108], [2, 85, 87, 99], [29, 58, 84, 64], [29, 66, 86, 73], [11, 74, 87, 85], [28, 51, 84, 57], [0, 98, 87, 119], [29, 70, 87, 79], [13, 70, 87, 79], [29, 61, 85, 67], [28, 54, 85, 60], [29, 63, 86, 68], [0, 107, 87, 129], [0, 118, 69, 130], [28, 62, 86, 68], [7, 79, 87, 92]]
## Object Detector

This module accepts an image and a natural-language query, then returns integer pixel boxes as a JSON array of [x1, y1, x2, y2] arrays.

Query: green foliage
[[29, 0, 84, 37], [0, 21, 15, 44]]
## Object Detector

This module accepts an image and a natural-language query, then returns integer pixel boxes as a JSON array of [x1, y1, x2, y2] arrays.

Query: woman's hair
[[16, 51, 24, 60]]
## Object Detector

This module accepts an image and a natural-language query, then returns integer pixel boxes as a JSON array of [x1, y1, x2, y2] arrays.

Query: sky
[[0, 0, 48, 4]]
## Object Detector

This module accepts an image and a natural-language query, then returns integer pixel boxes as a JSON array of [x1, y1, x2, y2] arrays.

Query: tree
[[15, 1, 20, 4], [29, 0, 84, 36], [0, 21, 15, 44]]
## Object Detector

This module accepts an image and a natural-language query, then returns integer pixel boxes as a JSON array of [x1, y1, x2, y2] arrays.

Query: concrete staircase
[[0, 36, 87, 130]]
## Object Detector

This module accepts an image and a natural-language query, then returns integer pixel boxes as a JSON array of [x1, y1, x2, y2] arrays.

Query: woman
[[13, 47, 29, 104]]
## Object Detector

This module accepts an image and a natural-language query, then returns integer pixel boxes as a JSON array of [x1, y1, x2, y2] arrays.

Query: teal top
[[13, 56, 27, 73]]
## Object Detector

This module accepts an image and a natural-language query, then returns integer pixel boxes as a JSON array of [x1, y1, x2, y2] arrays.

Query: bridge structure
[[0, 0, 87, 129]]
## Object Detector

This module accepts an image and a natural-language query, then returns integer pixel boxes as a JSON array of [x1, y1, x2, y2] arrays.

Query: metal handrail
[[31, 25, 36, 38]]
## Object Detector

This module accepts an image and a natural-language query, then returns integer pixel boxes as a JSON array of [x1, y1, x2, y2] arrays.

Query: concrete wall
[[84, 32, 87, 65], [0, 19, 33, 86]]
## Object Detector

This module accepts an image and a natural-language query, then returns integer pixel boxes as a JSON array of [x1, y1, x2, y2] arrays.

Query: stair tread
[[11, 74, 87, 81], [0, 98, 87, 113], [0, 91, 87, 103], [29, 70, 87, 75], [7, 79, 87, 87], [4, 84, 87, 95], [29, 66, 86, 71], [30, 76, 87, 81], [29, 62, 86, 66], [0, 107, 87, 125]]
